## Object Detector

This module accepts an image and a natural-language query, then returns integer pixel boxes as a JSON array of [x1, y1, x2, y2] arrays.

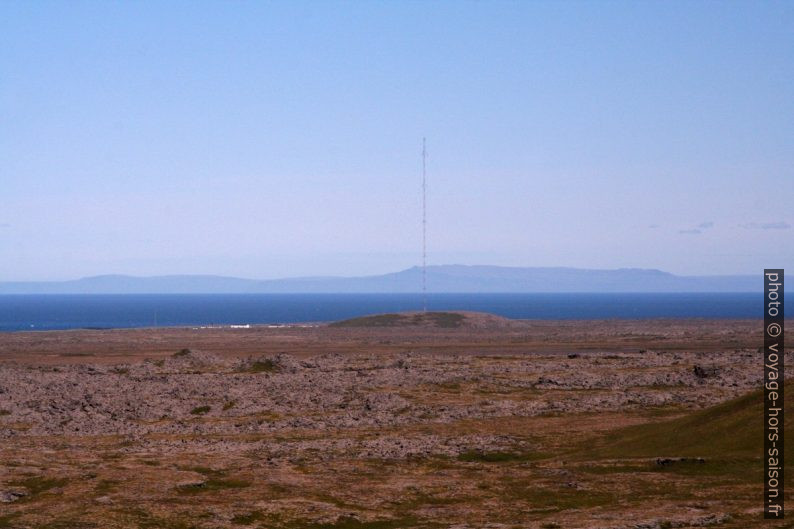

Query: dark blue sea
[[0, 293, 766, 332]]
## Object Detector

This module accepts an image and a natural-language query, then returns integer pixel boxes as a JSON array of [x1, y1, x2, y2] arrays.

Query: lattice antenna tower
[[422, 137, 427, 313]]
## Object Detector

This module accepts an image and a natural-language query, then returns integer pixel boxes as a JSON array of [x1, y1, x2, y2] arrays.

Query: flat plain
[[0, 313, 791, 529]]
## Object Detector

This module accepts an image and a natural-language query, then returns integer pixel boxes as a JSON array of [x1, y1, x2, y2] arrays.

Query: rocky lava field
[[0, 314, 790, 529]]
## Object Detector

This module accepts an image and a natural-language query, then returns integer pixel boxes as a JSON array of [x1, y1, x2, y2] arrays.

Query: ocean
[[0, 292, 765, 332]]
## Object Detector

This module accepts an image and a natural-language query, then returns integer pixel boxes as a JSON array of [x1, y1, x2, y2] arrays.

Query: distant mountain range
[[0, 265, 759, 294]]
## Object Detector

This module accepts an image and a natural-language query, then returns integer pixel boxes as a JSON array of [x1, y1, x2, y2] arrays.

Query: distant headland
[[0, 265, 758, 294]]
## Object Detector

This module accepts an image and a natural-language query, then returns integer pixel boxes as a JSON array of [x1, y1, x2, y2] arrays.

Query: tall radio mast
[[422, 137, 427, 313]]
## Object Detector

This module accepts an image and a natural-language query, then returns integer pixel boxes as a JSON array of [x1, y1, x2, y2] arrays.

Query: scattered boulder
[[655, 457, 705, 466], [161, 349, 227, 370], [176, 479, 206, 490], [239, 353, 300, 374], [0, 489, 27, 503], [693, 365, 720, 379]]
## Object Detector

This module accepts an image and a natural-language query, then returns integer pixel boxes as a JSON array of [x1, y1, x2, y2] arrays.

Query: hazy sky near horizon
[[1, 1, 792, 281]]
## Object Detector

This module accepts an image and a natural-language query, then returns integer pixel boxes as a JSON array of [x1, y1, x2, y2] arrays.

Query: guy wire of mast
[[422, 137, 427, 313]]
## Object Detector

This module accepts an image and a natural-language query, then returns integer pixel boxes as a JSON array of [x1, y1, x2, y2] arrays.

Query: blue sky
[[1, 1, 792, 280]]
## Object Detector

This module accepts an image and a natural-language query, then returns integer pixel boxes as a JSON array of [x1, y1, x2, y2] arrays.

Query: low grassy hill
[[329, 311, 519, 329], [591, 381, 792, 461]]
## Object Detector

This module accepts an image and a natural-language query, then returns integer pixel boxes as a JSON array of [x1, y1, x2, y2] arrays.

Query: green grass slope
[[590, 381, 792, 461]]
